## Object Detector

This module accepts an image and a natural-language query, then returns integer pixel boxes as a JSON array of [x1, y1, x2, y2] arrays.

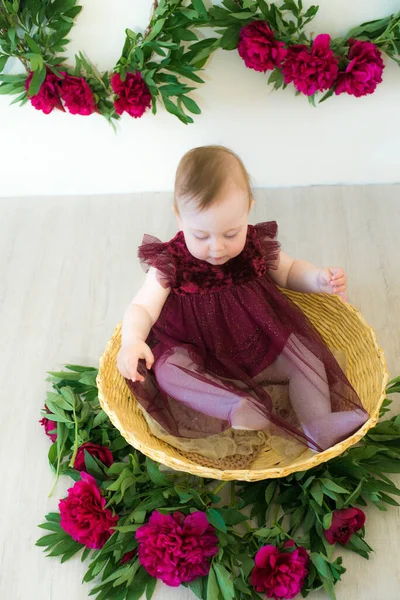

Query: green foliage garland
[[37, 366, 400, 599]]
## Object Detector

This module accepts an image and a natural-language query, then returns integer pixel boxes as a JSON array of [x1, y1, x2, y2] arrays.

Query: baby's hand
[[117, 341, 154, 382], [317, 267, 347, 302]]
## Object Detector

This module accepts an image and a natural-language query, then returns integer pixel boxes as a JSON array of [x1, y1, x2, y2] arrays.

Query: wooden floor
[[0, 186, 399, 599]]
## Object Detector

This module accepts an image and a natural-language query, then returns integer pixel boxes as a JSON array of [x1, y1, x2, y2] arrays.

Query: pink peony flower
[[59, 472, 119, 549], [335, 39, 384, 97], [282, 34, 339, 96], [39, 405, 58, 442], [25, 71, 64, 114], [73, 442, 114, 472], [250, 540, 309, 600], [111, 71, 152, 118], [324, 507, 366, 545], [136, 510, 218, 586], [238, 21, 287, 72], [58, 74, 97, 115]]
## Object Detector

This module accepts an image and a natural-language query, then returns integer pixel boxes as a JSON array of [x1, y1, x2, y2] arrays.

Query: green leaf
[[214, 508, 248, 525], [322, 513, 333, 530], [175, 28, 199, 42], [214, 564, 235, 600], [46, 391, 73, 411], [146, 18, 166, 42], [192, 0, 207, 19], [146, 457, 169, 486], [45, 512, 61, 523], [47, 538, 82, 557], [36, 531, 67, 547], [310, 481, 323, 505], [304, 6, 319, 20], [230, 12, 256, 20], [0, 56, 8, 73], [8, 28, 16, 48], [25, 33, 42, 54], [319, 88, 334, 103], [27, 66, 46, 96], [84, 451, 108, 480], [207, 566, 220, 600], [206, 508, 227, 533], [310, 553, 332, 579], [320, 479, 349, 494], [64, 364, 98, 373], [322, 576, 337, 600], [188, 578, 203, 599], [48, 371, 82, 381], [180, 8, 199, 20], [181, 95, 201, 114], [93, 410, 110, 428], [163, 96, 193, 124], [265, 480, 278, 505], [219, 25, 241, 50], [146, 577, 157, 600], [234, 576, 252, 595], [303, 507, 316, 534]]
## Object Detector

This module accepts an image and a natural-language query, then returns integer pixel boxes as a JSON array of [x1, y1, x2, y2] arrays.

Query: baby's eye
[[194, 234, 209, 241], [225, 233, 238, 239]]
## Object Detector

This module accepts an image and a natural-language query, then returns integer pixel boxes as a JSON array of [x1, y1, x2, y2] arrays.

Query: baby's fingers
[[124, 358, 141, 382], [143, 346, 155, 370]]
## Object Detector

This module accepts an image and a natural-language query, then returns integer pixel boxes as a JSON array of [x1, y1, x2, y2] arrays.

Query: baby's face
[[177, 178, 251, 265]]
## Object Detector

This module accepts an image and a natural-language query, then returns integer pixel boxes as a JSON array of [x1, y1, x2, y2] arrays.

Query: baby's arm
[[118, 268, 170, 382], [269, 251, 347, 300]]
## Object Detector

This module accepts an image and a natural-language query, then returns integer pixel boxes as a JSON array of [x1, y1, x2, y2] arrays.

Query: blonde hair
[[174, 145, 253, 212]]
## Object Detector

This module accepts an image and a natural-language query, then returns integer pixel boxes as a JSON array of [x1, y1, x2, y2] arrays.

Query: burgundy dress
[[125, 222, 368, 452]]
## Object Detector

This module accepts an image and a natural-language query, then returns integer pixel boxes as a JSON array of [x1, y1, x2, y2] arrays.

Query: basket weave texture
[[98, 290, 388, 481]]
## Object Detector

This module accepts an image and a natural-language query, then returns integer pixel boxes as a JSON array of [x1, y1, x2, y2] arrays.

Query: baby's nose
[[210, 238, 225, 251]]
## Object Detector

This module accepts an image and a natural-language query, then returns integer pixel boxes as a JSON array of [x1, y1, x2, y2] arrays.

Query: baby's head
[[174, 145, 253, 265]]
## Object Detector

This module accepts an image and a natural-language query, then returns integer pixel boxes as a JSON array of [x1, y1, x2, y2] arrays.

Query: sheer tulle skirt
[[126, 276, 369, 457]]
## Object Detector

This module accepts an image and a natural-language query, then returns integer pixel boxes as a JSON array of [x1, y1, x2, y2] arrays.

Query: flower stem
[[243, 520, 252, 532], [68, 402, 79, 468], [272, 502, 280, 525], [48, 438, 66, 498], [213, 480, 228, 495], [230, 481, 235, 506]]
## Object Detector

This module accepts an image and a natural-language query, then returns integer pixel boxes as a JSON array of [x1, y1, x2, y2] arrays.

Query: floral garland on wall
[[0, 1, 400, 125], [36, 365, 400, 600]]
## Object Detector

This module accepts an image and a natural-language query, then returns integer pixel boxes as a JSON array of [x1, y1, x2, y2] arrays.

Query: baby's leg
[[257, 335, 368, 450], [154, 346, 269, 430]]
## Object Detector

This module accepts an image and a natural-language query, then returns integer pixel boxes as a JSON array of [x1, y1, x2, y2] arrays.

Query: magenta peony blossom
[[59, 472, 119, 549], [282, 34, 339, 96], [73, 442, 114, 472], [324, 507, 366, 545], [250, 540, 309, 599], [238, 20, 287, 72], [335, 39, 384, 97], [111, 71, 152, 118], [136, 510, 218, 586], [25, 71, 64, 114], [58, 74, 97, 115], [39, 405, 58, 442]]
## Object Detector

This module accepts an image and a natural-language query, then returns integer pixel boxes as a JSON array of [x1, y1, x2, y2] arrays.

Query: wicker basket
[[97, 290, 388, 481]]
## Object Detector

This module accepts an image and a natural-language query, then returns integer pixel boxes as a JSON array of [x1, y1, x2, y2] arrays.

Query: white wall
[[1, 0, 399, 197]]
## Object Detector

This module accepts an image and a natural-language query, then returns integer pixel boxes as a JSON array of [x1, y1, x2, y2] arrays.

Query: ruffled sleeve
[[254, 221, 281, 271], [138, 234, 175, 289]]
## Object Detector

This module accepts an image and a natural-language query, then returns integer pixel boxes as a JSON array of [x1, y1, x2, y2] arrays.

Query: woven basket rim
[[97, 295, 388, 481]]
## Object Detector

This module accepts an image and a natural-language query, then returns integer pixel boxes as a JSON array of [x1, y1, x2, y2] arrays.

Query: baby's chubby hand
[[317, 267, 347, 302], [117, 341, 154, 382]]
